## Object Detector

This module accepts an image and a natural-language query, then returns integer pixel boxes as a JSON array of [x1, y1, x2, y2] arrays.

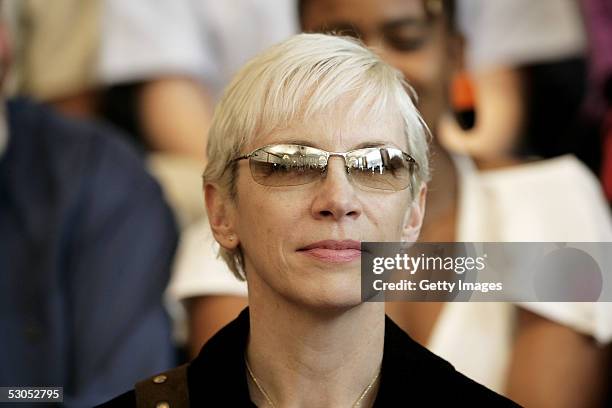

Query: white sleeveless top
[[428, 155, 612, 392]]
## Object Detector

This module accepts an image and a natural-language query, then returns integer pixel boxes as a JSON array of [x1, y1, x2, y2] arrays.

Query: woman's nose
[[310, 157, 362, 221]]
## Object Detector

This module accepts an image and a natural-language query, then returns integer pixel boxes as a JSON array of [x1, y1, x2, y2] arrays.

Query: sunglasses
[[234, 144, 418, 192]]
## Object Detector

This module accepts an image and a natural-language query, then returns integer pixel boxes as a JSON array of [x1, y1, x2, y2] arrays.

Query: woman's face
[[301, 0, 450, 132], [224, 103, 425, 310]]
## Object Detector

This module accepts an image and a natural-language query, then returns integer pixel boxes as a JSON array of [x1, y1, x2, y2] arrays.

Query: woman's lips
[[298, 240, 361, 263]]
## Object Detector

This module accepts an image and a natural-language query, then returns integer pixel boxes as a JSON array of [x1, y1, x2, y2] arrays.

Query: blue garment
[[0, 99, 178, 407]]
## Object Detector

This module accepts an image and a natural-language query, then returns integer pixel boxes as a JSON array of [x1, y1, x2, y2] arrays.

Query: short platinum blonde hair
[[203, 33, 430, 279]]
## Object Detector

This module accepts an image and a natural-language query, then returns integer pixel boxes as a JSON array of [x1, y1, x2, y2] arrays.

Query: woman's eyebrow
[[381, 17, 430, 31], [353, 141, 388, 149], [264, 140, 395, 150], [269, 139, 317, 147]]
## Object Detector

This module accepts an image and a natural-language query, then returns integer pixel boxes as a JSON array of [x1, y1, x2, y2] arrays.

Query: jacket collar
[[186, 307, 429, 406]]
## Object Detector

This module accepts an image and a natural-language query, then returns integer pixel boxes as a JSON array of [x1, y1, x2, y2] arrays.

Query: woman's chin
[[283, 278, 364, 312]]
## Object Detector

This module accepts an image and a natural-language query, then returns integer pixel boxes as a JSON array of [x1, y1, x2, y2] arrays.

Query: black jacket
[[100, 308, 519, 407]]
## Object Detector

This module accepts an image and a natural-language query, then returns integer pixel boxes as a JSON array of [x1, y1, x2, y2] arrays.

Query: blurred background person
[[0, 3, 178, 406], [2, 0, 102, 118]]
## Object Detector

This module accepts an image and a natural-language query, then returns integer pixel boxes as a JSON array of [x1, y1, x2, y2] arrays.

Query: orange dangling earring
[[450, 70, 476, 130]]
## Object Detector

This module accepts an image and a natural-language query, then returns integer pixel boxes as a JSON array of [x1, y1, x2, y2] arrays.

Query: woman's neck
[[246, 285, 385, 407]]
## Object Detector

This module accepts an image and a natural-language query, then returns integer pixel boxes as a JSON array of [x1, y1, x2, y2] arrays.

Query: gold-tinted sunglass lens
[[245, 145, 416, 191], [347, 148, 413, 191], [248, 147, 325, 187]]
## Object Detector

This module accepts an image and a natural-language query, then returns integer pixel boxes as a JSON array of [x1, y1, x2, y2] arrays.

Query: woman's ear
[[204, 183, 239, 249], [401, 183, 427, 243]]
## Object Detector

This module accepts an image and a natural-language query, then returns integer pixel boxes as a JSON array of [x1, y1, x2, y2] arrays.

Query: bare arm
[[186, 295, 249, 359], [506, 308, 610, 407], [139, 76, 214, 160]]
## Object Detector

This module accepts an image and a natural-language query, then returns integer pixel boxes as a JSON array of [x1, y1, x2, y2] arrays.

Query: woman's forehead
[[252, 107, 407, 152]]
